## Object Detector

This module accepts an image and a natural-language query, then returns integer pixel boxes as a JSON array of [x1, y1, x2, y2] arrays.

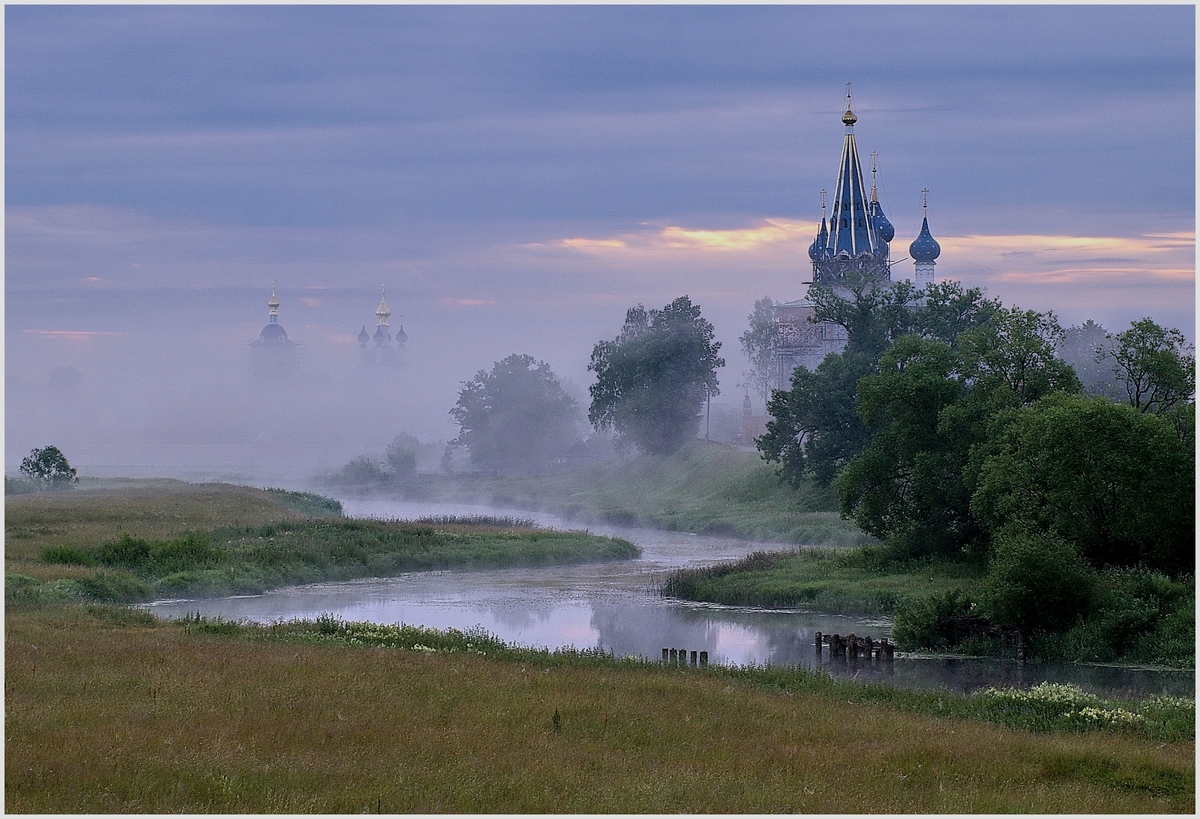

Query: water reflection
[[143, 498, 1194, 699]]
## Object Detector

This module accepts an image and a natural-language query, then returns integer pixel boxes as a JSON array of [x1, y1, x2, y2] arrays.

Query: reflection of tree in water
[[482, 600, 564, 632], [589, 601, 888, 667]]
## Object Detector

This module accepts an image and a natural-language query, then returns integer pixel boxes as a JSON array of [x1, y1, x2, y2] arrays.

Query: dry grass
[[6, 607, 1193, 814], [5, 480, 325, 573]]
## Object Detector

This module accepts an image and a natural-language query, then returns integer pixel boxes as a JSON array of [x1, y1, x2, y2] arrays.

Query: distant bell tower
[[249, 282, 297, 379], [806, 84, 893, 290], [359, 285, 405, 367], [909, 189, 941, 287], [774, 85, 941, 383]]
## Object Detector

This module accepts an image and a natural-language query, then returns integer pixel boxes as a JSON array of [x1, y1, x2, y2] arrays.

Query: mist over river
[[145, 498, 1193, 699]]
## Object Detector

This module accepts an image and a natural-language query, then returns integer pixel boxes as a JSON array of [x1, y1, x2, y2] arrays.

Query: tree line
[[753, 277, 1194, 648]]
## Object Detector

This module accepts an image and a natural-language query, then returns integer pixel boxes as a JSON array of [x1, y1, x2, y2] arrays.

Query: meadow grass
[[391, 439, 871, 546], [660, 546, 985, 614], [7, 481, 638, 604], [4, 479, 340, 575], [5, 605, 1193, 814]]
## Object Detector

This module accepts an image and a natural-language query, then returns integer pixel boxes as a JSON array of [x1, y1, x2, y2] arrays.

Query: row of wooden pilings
[[661, 648, 708, 667], [815, 632, 894, 662]]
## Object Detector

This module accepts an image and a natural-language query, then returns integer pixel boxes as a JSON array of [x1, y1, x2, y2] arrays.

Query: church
[[357, 285, 408, 367], [773, 87, 941, 385], [249, 283, 298, 379]]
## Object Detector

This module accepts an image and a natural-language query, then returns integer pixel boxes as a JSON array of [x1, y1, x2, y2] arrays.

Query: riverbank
[[660, 547, 1195, 669], [5, 480, 637, 604], [6, 604, 1193, 813], [331, 440, 871, 546], [660, 546, 985, 615]]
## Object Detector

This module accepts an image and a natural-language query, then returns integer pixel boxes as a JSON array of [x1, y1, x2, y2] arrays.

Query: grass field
[[5, 480, 637, 604], [380, 439, 871, 546], [6, 605, 1193, 813]]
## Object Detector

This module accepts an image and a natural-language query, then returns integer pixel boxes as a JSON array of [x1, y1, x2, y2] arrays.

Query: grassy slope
[[5, 479, 336, 577], [5, 481, 637, 603], [6, 606, 1193, 814], [395, 440, 869, 546]]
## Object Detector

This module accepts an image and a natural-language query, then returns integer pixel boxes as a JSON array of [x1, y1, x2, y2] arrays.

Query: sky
[[5, 4, 1195, 483]]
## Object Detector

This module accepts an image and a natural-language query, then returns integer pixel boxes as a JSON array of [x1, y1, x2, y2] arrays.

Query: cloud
[[20, 329, 124, 341]]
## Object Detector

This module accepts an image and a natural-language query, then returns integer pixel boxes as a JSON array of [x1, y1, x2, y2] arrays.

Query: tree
[[982, 529, 1096, 635], [19, 445, 78, 490], [450, 354, 581, 474], [385, 433, 420, 477], [836, 307, 1080, 558], [331, 455, 392, 487], [758, 280, 1000, 487], [1102, 318, 1195, 414], [971, 393, 1194, 575], [589, 296, 724, 455], [739, 297, 778, 409], [1057, 320, 1120, 399]]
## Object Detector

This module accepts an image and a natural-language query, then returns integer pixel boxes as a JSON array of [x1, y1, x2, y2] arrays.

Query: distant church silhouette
[[249, 283, 297, 379], [773, 85, 941, 384], [358, 285, 407, 368]]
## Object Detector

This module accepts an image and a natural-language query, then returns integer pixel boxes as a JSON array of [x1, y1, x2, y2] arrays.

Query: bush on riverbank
[[660, 547, 984, 615]]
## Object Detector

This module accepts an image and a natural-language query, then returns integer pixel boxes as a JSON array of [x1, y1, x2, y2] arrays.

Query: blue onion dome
[[357, 325, 370, 344], [394, 324, 408, 343], [259, 323, 288, 343], [372, 326, 390, 343], [909, 216, 941, 262], [871, 203, 895, 243]]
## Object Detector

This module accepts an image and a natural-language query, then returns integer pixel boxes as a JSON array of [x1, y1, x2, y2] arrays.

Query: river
[[144, 498, 1194, 699]]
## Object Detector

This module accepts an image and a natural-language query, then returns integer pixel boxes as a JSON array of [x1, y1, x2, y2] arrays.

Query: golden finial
[[922, 188, 929, 216], [842, 82, 857, 126], [870, 151, 879, 203], [375, 284, 391, 325], [267, 281, 280, 318]]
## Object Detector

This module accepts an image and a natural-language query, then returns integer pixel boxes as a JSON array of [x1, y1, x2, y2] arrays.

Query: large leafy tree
[[836, 307, 1080, 558], [589, 296, 724, 455], [1101, 318, 1195, 414], [19, 445, 78, 490], [739, 297, 778, 409], [758, 280, 999, 486], [449, 354, 581, 474], [971, 393, 1194, 575]]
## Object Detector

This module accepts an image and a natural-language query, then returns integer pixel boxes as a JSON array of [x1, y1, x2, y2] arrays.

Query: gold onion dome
[[375, 285, 391, 324], [842, 86, 857, 126]]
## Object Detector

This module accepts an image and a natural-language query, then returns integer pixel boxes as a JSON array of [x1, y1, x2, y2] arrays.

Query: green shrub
[[70, 571, 151, 604], [42, 545, 97, 566], [892, 589, 975, 649], [983, 529, 1096, 633], [1037, 569, 1194, 667], [96, 534, 153, 569]]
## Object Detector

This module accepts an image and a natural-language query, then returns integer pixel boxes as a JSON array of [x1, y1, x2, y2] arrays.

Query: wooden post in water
[[815, 631, 823, 656], [847, 633, 858, 660]]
